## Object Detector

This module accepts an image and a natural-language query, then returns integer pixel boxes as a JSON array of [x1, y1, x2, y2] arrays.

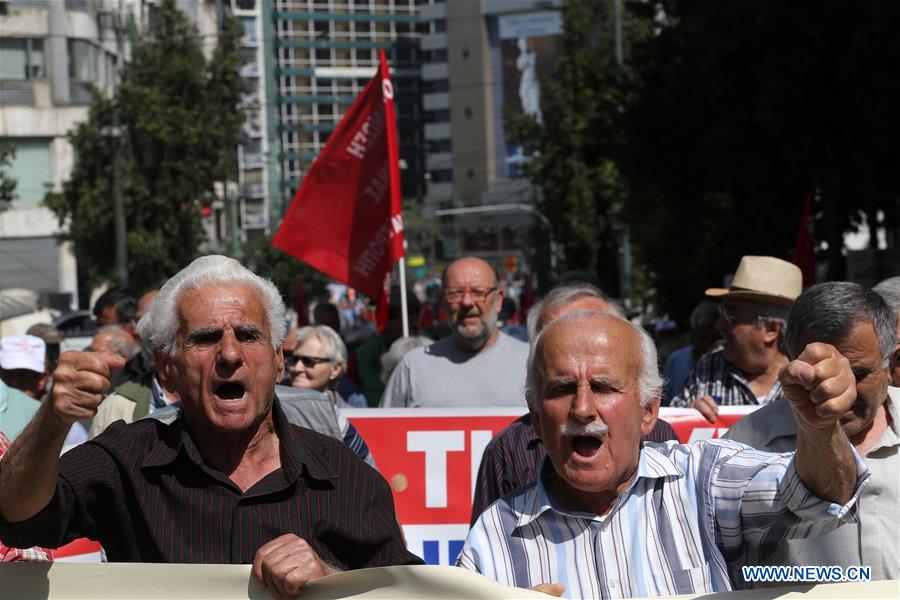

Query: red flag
[[792, 192, 816, 287], [273, 51, 404, 330]]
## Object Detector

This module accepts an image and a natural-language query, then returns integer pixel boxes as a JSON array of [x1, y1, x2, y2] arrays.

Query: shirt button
[[610, 580, 618, 588]]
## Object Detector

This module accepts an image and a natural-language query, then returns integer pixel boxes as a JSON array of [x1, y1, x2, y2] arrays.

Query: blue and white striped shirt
[[457, 439, 869, 598]]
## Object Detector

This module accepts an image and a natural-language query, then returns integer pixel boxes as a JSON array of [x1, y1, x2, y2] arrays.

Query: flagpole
[[398, 251, 409, 338]]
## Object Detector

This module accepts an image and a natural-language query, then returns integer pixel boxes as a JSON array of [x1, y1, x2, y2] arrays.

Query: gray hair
[[873, 276, 900, 321], [139, 255, 286, 356], [527, 283, 626, 341], [294, 325, 347, 369], [786, 281, 897, 367], [525, 310, 663, 409], [381, 336, 433, 384], [93, 325, 140, 360]]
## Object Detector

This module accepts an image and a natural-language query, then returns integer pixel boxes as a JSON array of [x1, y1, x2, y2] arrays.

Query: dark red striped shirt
[[0, 401, 422, 568], [470, 414, 679, 524]]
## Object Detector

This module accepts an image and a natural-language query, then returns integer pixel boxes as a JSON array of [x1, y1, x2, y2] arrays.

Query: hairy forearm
[[0, 403, 70, 522], [794, 423, 856, 505]]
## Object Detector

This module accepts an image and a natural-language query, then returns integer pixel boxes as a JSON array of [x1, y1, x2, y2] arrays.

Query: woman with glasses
[[288, 326, 375, 467]]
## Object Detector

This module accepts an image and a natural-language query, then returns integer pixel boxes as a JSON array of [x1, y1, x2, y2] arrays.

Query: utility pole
[[112, 6, 129, 286]]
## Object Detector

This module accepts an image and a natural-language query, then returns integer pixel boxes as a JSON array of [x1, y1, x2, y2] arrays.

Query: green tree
[[505, 0, 651, 296], [243, 233, 331, 309], [45, 0, 244, 294], [622, 1, 900, 319], [0, 143, 16, 212]]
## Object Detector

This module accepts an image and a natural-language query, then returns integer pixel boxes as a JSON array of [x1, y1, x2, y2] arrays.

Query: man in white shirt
[[459, 309, 869, 597]]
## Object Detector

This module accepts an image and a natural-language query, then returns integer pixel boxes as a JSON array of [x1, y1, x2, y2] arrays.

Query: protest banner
[[52, 407, 756, 563]]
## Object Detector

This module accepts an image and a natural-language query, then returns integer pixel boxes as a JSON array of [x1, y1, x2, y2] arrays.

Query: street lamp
[[434, 203, 557, 273]]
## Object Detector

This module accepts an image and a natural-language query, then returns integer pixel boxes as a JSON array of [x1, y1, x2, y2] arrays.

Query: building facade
[[417, 0, 560, 267], [0, 0, 133, 306], [263, 0, 425, 231]]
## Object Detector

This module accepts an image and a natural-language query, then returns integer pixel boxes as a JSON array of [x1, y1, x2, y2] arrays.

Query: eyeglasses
[[444, 287, 497, 303], [718, 305, 762, 328], [287, 354, 333, 369]]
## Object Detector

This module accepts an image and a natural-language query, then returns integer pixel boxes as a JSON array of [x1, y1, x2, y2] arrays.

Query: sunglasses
[[286, 354, 333, 369]]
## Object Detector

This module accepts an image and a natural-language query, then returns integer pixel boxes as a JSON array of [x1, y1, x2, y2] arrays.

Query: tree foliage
[[243, 233, 331, 309], [45, 0, 244, 294], [0, 143, 16, 212], [505, 0, 651, 296], [622, 0, 900, 319]]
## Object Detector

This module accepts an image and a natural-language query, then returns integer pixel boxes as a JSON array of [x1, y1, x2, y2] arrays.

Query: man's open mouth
[[215, 381, 246, 400], [572, 435, 603, 457]]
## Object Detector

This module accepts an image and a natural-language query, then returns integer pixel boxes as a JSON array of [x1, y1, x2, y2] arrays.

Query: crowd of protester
[[0, 253, 897, 598]]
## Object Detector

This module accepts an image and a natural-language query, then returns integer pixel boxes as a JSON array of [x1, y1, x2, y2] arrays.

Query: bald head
[[528, 284, 625, 341], [88, 325, 140, 360], [441, 257, 497, 289], [441, 256, 503, 351]]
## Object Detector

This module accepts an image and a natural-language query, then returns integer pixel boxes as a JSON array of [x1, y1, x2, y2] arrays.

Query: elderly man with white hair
[[0, 255, 420, 598], [458, 309, 870, 598]]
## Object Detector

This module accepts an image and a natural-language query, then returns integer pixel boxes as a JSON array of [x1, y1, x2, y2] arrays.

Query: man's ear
[[274, 346, 285, 384], [761, 320, 781, 345], [529, 403, 543, 441], [154, 350, 178, 393], [640, 396, 660, 436]]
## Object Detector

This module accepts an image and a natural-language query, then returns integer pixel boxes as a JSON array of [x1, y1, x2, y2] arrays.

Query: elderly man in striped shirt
[[458, 310, 869, 598]]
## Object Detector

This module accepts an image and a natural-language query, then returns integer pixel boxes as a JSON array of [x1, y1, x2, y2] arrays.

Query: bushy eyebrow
[[184, 327, 222, 345], [184, 324, 265, 345]]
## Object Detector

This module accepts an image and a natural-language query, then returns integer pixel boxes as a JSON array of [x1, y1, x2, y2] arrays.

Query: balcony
[[241, 153, 266, 169], [421, 62, 449, 81], [424, 122, 451, 141], [240, 62, 261, 78], [242, 183, 266, 198], [423, 92, 449, 111], [420, 32, 447, 51]]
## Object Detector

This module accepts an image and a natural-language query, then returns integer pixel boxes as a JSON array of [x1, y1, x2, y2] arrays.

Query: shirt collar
[[514, 444, 683, 529], [870, 387, 900, 454], [141, 397, 337, 483]]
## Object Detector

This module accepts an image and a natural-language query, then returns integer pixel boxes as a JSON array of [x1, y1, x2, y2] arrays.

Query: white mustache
[[560, 419, 609, 437]]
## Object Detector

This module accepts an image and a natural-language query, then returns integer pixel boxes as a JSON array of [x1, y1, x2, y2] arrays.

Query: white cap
[[0, 335, 47, 373]]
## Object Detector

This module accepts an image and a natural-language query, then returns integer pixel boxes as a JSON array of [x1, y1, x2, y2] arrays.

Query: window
[[236, 0, 256, 9], [4, 139, 52, 206], [0, 38, 46, 80], [68, 39, 95, 81]]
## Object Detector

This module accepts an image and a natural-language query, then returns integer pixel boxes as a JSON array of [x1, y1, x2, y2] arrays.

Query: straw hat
[[705, 256, 802, 308]]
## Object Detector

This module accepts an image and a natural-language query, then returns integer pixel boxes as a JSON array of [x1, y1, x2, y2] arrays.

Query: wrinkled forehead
[[176, 283, 267, 327], [538, 315, 640, 373]]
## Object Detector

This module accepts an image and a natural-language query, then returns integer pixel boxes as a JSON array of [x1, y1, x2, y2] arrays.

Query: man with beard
[[380, 256, 528, 407], [672, 256, 801, 422]]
